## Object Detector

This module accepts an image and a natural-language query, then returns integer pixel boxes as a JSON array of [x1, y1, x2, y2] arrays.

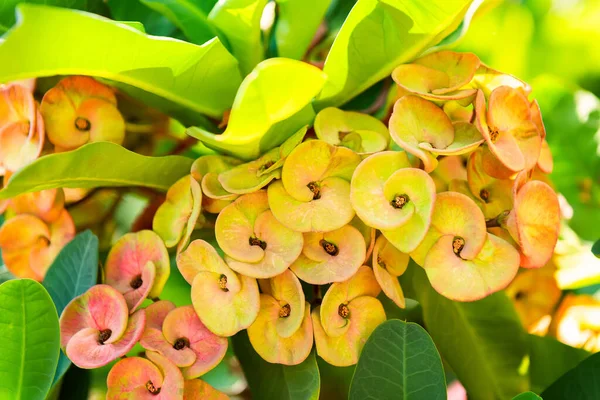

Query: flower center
[[279, 304, 291, 318], [173, 337, 190, 350], [259, 160, 275, 172], [377, 255, 386, 269], [75, 117, 91, 132], [480, 189, 490, 202], [338, 303, 350, 319], [98, 329, 112, 345], [452, 236, 465, 257], [249, 236, 267, 250], [391, 194, 409, 209], [515, 291, 526, 301], [130, 274, 143, 289], [320, 239, 339, 256], [218, 274, 229, 292], [489, 127, 499, 142], [146, 380, 161, 395], [307, 181, 321, 200]]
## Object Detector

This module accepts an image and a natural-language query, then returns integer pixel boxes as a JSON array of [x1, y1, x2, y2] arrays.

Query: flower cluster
[[0, 50, 564, 394]]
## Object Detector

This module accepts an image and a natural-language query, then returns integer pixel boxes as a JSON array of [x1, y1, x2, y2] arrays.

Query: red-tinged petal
[[511, 181, 560, 268], [66, 309, 145, 369], [60, 285, 129, 348], [107, 357, 164, 400], [162, 306, 228, 379], [184, 379, 229, 400], [537, 139, 553, 174], [10, 188, 65, 223], [122, 261, 156, 313], [106, 230, 170, 300], [423, 234, 520, 301]]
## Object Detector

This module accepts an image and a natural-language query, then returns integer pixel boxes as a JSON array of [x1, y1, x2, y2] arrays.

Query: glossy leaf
[[529, 334, 590, 394], [0, 4, 242, 121], [0, 279, 60, 400], [188, 58, 326, 160], [208, 0, 268, 75], [43, 230, 99, 386], [141, 0, 218, 44], [541, 352, 600, 400], [431, 0, 484, 50], [349, 319, 445, 400], [106, 0, 177, 36], [232, 330, 320, 400], [315, 0, 471, 109], [0, 142, 193, 199], [274, 0, 332, 60], [401, 263, 529, 399]]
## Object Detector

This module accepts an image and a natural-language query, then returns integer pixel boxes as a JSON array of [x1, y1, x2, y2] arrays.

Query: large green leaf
[[232, 330, 320, 400], [140, 0, 218, 44], [0, 142, 193, 199], [208, 0, 268, 75], [0, 0, 109, 34], [0, 4, 241, 121], [43, 230, 99, 386], [532, 76, 600, 241], [402, 263, 529, 400], [0, 279, 60, 400], [349, 319, 445, 400], [315, 0, 472, 109], [541, 352, 600, 400], [528, 334, 590, 394], [188, 58, 327, 160], [273, 0, 332, 60]]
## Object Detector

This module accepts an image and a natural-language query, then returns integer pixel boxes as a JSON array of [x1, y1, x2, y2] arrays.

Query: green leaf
[[430, 0, 484, 50], [0, 4, 242, 121], [0, 142, 193, 199], [107, 0, 177, 36], [0, 265, 15, 284], [317, 358, 354, 400], [140, 0, 219, 44], [512, 392, 542, 400], [0, 279, 60, 400], [349, 319, 446, 400], [528, 334, 591, 394], [273, 0, 332, 60], [188, 58, 327, 160], [315, 0, 471, 109], [532, 76, 600, 241], [594, 239, 600, 258], [0, 0, 109, 34], [43, 230, 99, 386], [208, 0, 268, 75], [401, 263, 529, 400], [232, 330, 320, 400], [541, 352, 600, 400]]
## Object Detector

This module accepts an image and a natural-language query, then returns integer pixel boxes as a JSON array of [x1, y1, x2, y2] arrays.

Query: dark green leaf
[[0, 4, 242, 121], [512, 392, 542, 400], [315, 0, 471, 109], [0, 265, 15, 284], [349, 319, 445, 400], [140, 0, 219, 44], [232, 330, 320, 400], [57, 366, 90, 400], [107, 0, 178, 36], [0, 279, 60, 400], [541, 352, 600, 400], [529, 334, 591, 394], [273, 0, 332, 60], [0, 0, 109, 34], [43, 230, 99, 386], [0, 142, 194, 199], [401, 263, 529, 400], [593, 239, 600, 258], [208, 0, 268, 75]]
